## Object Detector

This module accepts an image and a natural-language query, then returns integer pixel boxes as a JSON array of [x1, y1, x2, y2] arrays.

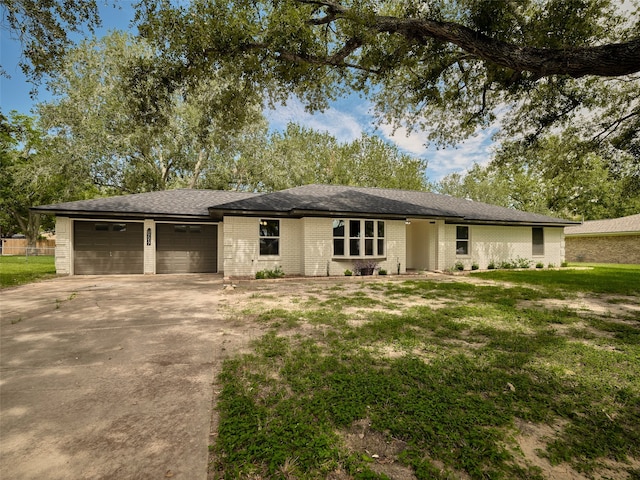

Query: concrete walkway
[[1, 275, 237, 479]]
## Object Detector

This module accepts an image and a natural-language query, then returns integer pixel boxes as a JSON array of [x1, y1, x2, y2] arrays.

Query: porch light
[[405, 220, 411, 225]]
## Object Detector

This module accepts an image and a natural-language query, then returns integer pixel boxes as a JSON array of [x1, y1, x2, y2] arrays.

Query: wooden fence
[[0, 238, 56, 256]]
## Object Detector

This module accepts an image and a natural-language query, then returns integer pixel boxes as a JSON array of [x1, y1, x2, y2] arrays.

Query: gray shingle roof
[[32, 189, 259, 218], [210, 184, 574, 225], [33, 185, 575, 225], [564, 214, 640, 235]]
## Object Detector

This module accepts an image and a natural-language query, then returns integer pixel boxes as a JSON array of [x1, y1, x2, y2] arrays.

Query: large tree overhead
[[1, 0, 101, 80], [137, 0, 639, 149]]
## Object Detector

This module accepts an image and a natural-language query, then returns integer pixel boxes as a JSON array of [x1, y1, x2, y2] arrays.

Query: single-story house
[[564, 213, 640, 264], [32, 184, 575, 276]]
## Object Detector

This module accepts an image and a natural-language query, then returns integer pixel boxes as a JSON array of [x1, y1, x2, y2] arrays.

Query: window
[[259, 219, 279, 256], [95, 223, 109, 231], [532, 227, 544, 256], [174, 225, 188, 233], [456, 226, 469, 255], [333, 219, 385, 257], [349, 220, 361, 256], [112, 223, 127, 232], [377, 221, 385, 256], [333, 220, 345, 256]]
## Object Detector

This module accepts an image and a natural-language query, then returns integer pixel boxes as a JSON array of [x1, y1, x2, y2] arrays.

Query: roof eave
[[445, 218, 577, 227], [31, 207, 212, 221]]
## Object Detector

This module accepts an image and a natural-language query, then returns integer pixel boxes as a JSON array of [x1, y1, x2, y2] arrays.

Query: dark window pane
[[532, 227, 544, 255], [333, 219, 345, 237], [174, 225, 187, 233], [259, 219, 279, 237], [260, 238, 279, 255], [95, 223, 109, 231], [377, 239, 384, 255], [378, 221, 385, 238], [365, 239, 374, 256], [349, 220, 361, 238], [365, 221, 374, 238], [190, 225, 202, 233], [113, 223, 127, 232], [456, 226, 469, 240], [350, 238, 360, 256], [456, 241, 468, 255], [333, 239, 345, 256]]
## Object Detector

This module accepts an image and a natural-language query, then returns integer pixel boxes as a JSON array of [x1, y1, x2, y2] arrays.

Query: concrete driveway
[[1, 275, 252, 479]]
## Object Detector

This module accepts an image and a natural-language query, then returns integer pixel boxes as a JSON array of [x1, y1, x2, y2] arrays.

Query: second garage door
[[156, 224, 217, 274]]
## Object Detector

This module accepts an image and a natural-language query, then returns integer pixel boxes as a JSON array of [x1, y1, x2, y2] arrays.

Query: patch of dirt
[[338, 418, 417, 480], [512, 419, 639, 480], [520, 294, 640, 319]]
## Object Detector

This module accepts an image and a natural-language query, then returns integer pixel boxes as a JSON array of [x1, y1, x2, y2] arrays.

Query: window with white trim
[[456, 226, 469, 255], [532, 227, 544, 256], [259, 219, 279, 256], [333, 219, 385, 257]]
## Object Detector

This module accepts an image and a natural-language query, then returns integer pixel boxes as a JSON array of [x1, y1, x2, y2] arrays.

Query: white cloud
[[377, 120, 499, 181], [426, 130, 498, 180], [266, 96, 505, 182], [266, 98, 364, 142]]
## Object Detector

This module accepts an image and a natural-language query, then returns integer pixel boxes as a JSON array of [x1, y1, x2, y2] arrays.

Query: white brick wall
[[54, 217, 71, 275], [385, 220, 407, 274], [302, 217, 333, 276], [441, 224, 564, 270], [222, 216, 407, 277], [302, 218, 406, 276], [223, 217, 303, 277]]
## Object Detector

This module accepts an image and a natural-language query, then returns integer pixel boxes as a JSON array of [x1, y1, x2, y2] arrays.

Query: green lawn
[[470, 263, 640, 296], [0, 255, 56, 288], [211, 268, 640, 479]]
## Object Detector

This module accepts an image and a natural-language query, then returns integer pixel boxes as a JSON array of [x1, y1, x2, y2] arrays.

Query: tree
[[1, 0, 101, 80], [437, 133, 640, 220], [39, 31, 265, 194], [0, 112, 92, 245], [136, 0, 640, 153], [233, 123, 430, 191]]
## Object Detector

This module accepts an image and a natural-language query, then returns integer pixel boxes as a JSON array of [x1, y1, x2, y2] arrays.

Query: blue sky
[[1, 1, 496, 182]]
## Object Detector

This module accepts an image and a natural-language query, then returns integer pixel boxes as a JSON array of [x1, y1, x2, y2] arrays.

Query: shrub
[[454, 261, 465, 271], [548, 263, 555, 268], [255, 266, 285, 279], [471, 262, 479, 270], [378, 268, 387, 275], [536, 262, 544, 269], [344, 269, 353, 276], [561, 261, 568, 267], [515, 257, 533, 269], [498, 260, 515, 269], [487, 260, 496, 270]]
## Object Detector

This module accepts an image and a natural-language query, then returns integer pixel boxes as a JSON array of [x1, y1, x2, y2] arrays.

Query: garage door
[[156, 224, 217, 274], [74, 221, 144, 275]]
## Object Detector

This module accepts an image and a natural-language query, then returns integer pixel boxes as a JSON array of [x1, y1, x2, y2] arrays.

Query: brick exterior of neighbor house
[[564, 214, 640, 265], [565, 235, 640, 264]]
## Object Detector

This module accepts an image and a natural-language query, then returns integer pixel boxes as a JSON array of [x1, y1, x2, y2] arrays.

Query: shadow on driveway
[[1, 274, 248, 479]]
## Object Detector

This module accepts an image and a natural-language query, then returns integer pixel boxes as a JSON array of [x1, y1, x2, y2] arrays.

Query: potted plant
[[353, 259, 379, 276]]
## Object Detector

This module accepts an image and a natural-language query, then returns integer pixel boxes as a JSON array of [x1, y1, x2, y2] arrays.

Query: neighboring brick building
[[565, 214, 640, 264]]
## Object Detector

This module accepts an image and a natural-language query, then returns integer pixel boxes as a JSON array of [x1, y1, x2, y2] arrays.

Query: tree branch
[[292, 1, 640, 78], [373, 16, 640, 78]]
